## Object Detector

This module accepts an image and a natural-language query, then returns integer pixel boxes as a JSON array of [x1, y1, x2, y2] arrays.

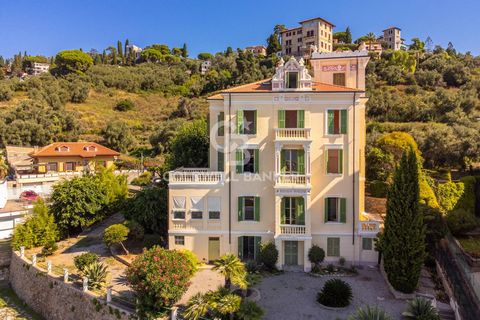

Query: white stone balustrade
[[279, 224, 307, 235], [275, 128, 311, 140], [64, 268, 69, 283], [169, 170, 224, 185], [82, 277, 88, 292]]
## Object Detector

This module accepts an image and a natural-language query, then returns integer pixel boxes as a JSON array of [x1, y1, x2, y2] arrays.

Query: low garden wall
[[9, 251, 132, 320]]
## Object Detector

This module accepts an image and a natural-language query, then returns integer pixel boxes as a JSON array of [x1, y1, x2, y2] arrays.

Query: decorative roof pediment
[[271, 57, 312, 91]]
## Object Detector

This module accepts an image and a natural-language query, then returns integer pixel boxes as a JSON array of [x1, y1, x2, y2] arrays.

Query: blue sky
[[0, 0, 479, 59]]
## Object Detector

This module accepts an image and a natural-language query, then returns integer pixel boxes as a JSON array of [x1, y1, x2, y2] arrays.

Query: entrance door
[[284, 241, 298, 265], [208, 237, 220, 262]]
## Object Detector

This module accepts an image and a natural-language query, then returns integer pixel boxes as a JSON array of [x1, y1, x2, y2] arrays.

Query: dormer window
[[286, 72, 299, 89], [84, 146, 97, 152], [55, 146, 70, 152]]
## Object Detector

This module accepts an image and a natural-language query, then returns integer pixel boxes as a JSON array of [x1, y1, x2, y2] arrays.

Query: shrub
[[0, 83, 12, 101], [126, 246, 195, 317], [74, 252, 99, 272], [114, 99, 135, 111], [41, 241, 58, 256], [317, 278, 353, 308], [348, 305, 392, 320], [445, 208, 478, 236], [83, 262, 108, 290], [339, 257, 346, 266], [245, 259, 259, 273], [103, 224, 129, 254], [308, 245, 325, 266], [179, 249, 200, 275], [236, 300, 264, 320], [142, 233, 163, 248], [124, 220, 144, 241], [258, 242, 278, 271], [131, 171, 152, 186], [402, 297, 440, 320], [369, 180, 388, 198], [436, 180, 464, 212]]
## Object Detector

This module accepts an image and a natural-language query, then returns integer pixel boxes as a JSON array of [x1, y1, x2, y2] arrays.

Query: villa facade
[[168, 51, 380, 271]]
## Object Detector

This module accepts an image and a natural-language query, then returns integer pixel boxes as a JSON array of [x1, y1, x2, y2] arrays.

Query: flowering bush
[[126, 246, 196, 318]]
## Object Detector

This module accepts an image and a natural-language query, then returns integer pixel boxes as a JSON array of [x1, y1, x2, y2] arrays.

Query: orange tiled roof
[[207, 79, 362, 100], [30, 142, 120, 158]]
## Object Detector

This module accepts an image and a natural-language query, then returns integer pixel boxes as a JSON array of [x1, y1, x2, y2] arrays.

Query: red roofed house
[[30, 142, 120, 174]]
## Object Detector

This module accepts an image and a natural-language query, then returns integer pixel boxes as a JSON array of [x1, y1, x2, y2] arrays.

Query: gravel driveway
[[256, 267, 405, 320]]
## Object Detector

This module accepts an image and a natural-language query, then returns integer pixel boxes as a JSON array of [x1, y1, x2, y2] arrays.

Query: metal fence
[[436, 238, 480, 320]]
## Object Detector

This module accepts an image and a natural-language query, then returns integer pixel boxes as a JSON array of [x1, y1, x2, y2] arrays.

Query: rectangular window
[[326, 149, 343, 174], [190, 197, 204, 220], [191, 211, 203, 219], [217, 150, 224, 172], [278, 110, 304, 129], [174, 236, 185, 245], [327, 237, 340, 257], [281, 197, 305, 225], [362, 238, 373, 251], [324, 197, 346, 223], [327, 110, 347, 134], [238, 196, 260, 221], [281, 149, 305, 175], [173, 196, 186, 220], [47, 162, 58, 172], [217, 112, 224, 136], [333, 73, 346, 86], [238, 236, 261, 261], [286, 72, 299, 89], [208, 197, 221, 220], [236, 148, 259, 174], [237, 110, 257, 135], [65, 162, 75, 171]]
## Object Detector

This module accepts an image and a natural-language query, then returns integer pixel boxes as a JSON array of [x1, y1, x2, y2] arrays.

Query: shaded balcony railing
[[275, 128, 311, 140], [169, 169, 224, 185], [279, 224, 306, 235], [276, 174, 310, 185]]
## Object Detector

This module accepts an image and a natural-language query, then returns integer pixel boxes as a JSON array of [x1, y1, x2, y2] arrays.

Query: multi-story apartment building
[[358, 41, 383, 56], [281, 17, 334, 58], [245, 45, 267, 57], [168, 50, 380, 271], [29, 62, 50, 76], [381, 27, 403, 51]]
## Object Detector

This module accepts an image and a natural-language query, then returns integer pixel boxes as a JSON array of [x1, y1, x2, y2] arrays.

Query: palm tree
[[215, 293, 241, 319], [183, 293, 210, 320], [365, 32, 377, 50], [213, 254, 247, 289]]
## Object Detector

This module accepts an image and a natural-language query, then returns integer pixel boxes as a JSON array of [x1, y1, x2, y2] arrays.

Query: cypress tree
[[382, 149, 425, 293], [181, 43, 188, 58], [117, 40, 124, 63]]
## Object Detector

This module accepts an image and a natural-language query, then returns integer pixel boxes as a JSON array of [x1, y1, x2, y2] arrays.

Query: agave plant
[[214, 293, 241, 317], [83, 262, 108, 290], [402, 297, 440, 320], [348, 305, 392, 320], [183, 293, 211, 320], [213, 254, 248, 289]]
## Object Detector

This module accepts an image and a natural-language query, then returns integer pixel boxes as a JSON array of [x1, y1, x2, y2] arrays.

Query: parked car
[[19, 190, 40, 203]]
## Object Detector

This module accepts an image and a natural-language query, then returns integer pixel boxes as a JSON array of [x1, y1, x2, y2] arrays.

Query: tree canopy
[[52, 50, 93, 75]]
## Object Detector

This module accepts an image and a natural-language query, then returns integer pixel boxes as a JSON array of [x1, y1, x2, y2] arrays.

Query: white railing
[[172, 222, 187, 230], [275, 128, 311, 140], [358, 221, 380, 235], [279, 224, 306, 235], [276, 174, 310, 185], [169, 170, 224, 185], [16, 171, 82, 183]]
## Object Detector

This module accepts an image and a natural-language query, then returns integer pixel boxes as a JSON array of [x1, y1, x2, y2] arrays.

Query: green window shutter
[[327, 238, 333, 256], [254, 149, 259, 173], [327, 110, 335, 134], [238, 236, 244, 260], [280, 150, 287, 174], [298, 149, 305, 174], [217, 151, 224, 172], [327, 238, 340, 256], [297, 110, 305, 128], [280, 198, 286, 224], [339, 149, 344, 174], [254, 237, 261, 261], [278, 110, 286, 128], [235, 150, 243, 174], [218, 112, 224, 136], [324, 198, 329, 223], [326, 149, 330, 174], [340, 198, 347, 223], [340, 110, 347, 134], [238, 197, 244, 221], [254, 197, 260, 221], [236, 110, 243, 134], [297, 197, 305, 225], [252, 110, 257, 134]]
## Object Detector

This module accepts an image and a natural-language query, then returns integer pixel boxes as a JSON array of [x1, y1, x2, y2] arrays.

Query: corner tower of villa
[[168, 50, 380, 271]]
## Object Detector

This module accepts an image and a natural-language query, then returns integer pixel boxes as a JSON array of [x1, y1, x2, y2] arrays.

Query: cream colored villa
[[168, 50, 381, 271]]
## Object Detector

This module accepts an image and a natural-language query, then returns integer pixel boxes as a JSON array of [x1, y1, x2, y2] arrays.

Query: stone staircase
[[437, 302, 455, 320]]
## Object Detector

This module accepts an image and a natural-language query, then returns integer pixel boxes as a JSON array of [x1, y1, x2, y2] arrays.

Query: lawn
[[0, 286, 44, 320], [457, 236, 480, 258]]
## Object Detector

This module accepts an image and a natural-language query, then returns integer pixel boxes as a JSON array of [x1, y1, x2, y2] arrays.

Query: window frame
[[326, 109, 348, 135], [174, 236, 185, 245], [327, 237, 340, 257], [208, 196, 221, 220], [324, 197, 347, 223], [286, 72, 299, 89], [325, 147, 344, 175], [333, 73, 346, 86], [362, 237, 373, 251]]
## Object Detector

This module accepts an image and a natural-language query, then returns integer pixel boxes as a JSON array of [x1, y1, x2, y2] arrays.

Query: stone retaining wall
[[9, 251, 132, 320]]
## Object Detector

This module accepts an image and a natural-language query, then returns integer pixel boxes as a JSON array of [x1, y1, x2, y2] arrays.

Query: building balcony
[[279, 224, 306, 235], [169, 168, 224, 186], [275, 174, 311, 187], [274, 128, 311, 141], [16, 171, 82, 184]]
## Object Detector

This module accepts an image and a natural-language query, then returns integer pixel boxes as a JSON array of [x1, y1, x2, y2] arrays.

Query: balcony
[[169, 169, 224, 186], [279, 224, 306, 235], [16, 171, 82, 184], [275, 174, 310, 186], [275, 128, 311, 141]]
